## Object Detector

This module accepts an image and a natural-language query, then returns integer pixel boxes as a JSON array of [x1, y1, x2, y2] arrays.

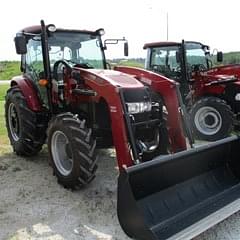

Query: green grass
[[118, 59, 144, 68], [0, 101, 6, 134], [0, 61, 21, 80], [109, 58, 145, 68], [0, 84, 9, 101], [0, 100, 8, 146], [0, 84, 10, 147]]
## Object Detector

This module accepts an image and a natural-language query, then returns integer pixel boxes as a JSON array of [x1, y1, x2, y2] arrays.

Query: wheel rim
[[8, 103, 20, 141], [194, 106, 222, 136], [51, 130, 73, 176]]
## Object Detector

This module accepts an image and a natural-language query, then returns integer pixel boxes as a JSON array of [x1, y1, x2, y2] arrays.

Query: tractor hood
[[206, 64, 240, 78], [74, 68, 144, 88], [195, 68, 238, 86]]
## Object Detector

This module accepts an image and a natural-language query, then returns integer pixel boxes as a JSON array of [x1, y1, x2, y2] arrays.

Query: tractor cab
[[15, 25, 108, 108], [144, 41, 222, 100], [144, 41, 214, 78], [15, 23, 128, 110]]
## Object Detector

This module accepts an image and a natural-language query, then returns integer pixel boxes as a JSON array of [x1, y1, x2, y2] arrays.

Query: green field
[[0, 84, 10, 146], [0, 100, 8, 145], [0, 61, 21, 80], [0, 84, 9, 101], [117, 59, 144, 68]]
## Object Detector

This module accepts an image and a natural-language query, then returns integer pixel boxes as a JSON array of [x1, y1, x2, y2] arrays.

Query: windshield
[[48, 31, 105, 69], [185, 42, 208, 69], [149, 46, 181, 78]]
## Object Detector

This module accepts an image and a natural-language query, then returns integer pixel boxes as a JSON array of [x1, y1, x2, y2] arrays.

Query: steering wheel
[[65, 59, 94, 69], [78, 62, 94, 69], [151, 64, 167, 73], [175, 65, 183, 74], [191, 64, 207, 72], [53, 60, 72, 82]]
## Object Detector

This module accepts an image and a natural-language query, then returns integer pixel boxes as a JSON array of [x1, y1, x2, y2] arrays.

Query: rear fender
[[194, 84, 225, 100], [11, 77, 42, 111]]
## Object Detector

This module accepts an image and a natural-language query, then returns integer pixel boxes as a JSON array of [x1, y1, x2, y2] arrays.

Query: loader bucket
[[118, 136, 240, 240]]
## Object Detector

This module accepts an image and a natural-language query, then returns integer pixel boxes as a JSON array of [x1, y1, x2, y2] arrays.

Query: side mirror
[[14, 35, 27, 54], [124, 41, 129, 57], [217, 51, 223, 62], [104, 38, 128, 56]]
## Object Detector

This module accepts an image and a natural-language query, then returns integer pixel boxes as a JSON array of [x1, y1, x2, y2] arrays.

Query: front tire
[[5, 86, 46, 156], [189, 97, 233, 141], [47, 113, 98, 189]]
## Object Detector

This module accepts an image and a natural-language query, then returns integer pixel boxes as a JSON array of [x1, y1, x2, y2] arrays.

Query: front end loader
[[5, 20, 240, 240], [114, 65, 240, 239], [118, 136, 240, 240]]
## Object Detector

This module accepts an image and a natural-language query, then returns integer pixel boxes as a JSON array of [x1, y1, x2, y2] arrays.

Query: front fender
[[11, 76, 42, 112]]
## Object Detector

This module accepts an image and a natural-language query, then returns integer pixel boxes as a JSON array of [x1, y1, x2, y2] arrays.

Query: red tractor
[[5, 21, 240, 240], [144, 40, 240, 141]]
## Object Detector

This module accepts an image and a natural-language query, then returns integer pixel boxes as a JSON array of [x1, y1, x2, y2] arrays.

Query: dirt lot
[[0, 145, 240, 240]]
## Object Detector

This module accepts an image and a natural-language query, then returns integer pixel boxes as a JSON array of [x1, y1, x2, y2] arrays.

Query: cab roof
[[143, 41, 207, 49], [21, 25, 99, 35]]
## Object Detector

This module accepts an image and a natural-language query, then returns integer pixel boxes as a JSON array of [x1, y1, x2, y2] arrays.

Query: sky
[[1, 0, 240, 60]]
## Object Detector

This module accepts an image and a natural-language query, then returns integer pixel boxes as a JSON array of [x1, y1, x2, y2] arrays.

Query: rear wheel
[[47, 113, 98, 189], [5, 86, 46, 156], [190, 97, 233, 141]]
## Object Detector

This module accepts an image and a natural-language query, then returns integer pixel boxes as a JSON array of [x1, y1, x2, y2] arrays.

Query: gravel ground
[[0, 145, 240, 240]]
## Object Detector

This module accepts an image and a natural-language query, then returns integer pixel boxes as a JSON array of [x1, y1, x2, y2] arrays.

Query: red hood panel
[[80, 69, 144, 88], [205, 73, 236, 80], [206, 64, 240, 78]]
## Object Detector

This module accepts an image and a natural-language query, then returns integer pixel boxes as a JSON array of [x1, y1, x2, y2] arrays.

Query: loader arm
[[114, 66, 187, 152], [77, 68, 136, 169]]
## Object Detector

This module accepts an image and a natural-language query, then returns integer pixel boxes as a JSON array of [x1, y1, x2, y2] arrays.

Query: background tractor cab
[[144, 40, 240, 141], [144, 41, 223, 100]]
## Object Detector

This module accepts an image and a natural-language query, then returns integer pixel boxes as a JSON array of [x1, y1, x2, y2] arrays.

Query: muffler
[[118, 136, 240, 240]]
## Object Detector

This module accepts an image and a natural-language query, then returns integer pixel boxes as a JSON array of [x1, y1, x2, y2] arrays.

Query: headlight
[[162, 105, 168, 114], [235, 93, 240, 101], [126, 102, 152, 114]]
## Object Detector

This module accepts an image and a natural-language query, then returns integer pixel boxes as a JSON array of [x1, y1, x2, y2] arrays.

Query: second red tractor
[[144, 40, 240, 141]]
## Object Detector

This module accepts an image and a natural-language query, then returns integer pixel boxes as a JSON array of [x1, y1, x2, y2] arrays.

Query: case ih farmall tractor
[[144, 40, 240, 141], [5, 21, 240, 240]]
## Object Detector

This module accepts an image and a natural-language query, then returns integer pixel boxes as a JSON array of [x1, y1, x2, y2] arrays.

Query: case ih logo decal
[[110, 106, 117, 112]]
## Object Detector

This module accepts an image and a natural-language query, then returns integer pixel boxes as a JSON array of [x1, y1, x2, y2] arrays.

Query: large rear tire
[[189, 97, 233, 141], [5, 86, 46, 156], [47, 113, 98, 189]]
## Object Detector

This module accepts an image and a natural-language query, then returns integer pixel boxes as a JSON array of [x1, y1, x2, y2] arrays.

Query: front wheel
[[47, 113, 98, 189], [189, 97, 234, 141]]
